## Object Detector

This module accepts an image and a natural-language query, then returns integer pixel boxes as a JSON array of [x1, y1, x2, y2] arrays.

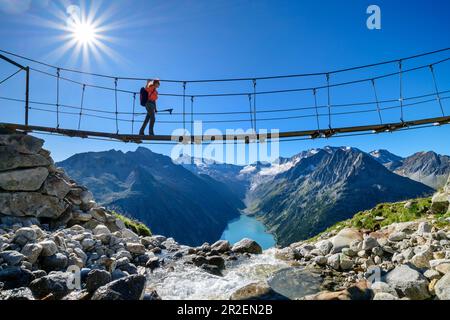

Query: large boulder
[[330, 228, 363, 253], [211, 240, 231, 253], [42, 174, 72, 199], [431, 175, 450, 214], [0, 192, 68, 218], [0, 145, 50, 172], [85, 269, 112, 292], [0, 134, 44, 154], [230, 282, 289, 300], [29, 272, 72, 300], [0, 250, 25, 266], [91, 274, 146, 300], [0, 267, 34, 289], [434, 273, 450, 300], [231, 238, 262, 254], [0, 167, 48, 191], [385, 264, 430, 300]]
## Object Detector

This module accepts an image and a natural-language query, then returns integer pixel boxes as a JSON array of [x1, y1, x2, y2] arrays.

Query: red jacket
[[146, 85, 158, 102]]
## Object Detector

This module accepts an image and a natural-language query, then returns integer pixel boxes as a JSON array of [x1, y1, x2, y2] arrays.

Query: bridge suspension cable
[[1, 47, 450, 143]]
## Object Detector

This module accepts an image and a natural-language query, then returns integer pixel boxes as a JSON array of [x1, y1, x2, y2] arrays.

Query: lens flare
[[71, 21, 97, 45]]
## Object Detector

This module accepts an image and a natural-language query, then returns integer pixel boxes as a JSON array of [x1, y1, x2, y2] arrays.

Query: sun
[[71, 21, 97, 45]]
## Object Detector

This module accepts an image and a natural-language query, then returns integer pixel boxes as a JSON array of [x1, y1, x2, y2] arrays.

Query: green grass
[[112, 211, 152, 237], [307, 197, 449, 242]]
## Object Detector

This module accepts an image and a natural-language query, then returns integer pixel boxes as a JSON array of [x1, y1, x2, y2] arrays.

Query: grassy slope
[[112, 211, 152, 237], [308, 197, 450, 242]]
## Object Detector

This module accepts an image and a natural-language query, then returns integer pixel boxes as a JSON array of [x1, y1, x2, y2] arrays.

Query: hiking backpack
[[139, 87, 148, 107]]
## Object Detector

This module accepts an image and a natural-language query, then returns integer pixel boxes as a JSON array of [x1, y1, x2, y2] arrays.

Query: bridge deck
[[1, 115, 450, 143]]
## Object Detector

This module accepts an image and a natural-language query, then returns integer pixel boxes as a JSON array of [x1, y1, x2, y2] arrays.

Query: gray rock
[[211, 240, 231, 253], [0, 167, 48, 191], [143, 290, 161, 300], [206, 255, 225, 270], [340, 255, 354, 271], [410, 246, 433, 269], [389, 232, 407, 241], [230, 282, 289, 300], [373, 292, 399, 300], [41, 253, 68, 272], [41, 174, 71, 199], [13, 227, 37, 246], [0, 134, 44, 154], [385, 264, 430, 300], [93, 224, 111, 236], [81, 238, 96, 250], [314, 255, 328, 266], [118, 263, 138, 275], [0, 266, 34, 289], [91, 274, 146, 300], [0, 287, 35, 300], [0, 145, 50, 172], [21, 243, 43, 264], [85, 269, 112, 292], [111, 269, 128, 281], [327, 253, 341, 270], [145, 256, 160, 270], [435, 273, 450, 300], [39, 240, 58, 257], [0, 250, 25, 266], [231, 238, 262, 254], [423, 269, 441, 280], [331, 228, 363, 253], [0, 192, 67, 218], [315, 239, 333, 255], [201, 264, 222, 276], [362, 237, 379, 251], [29, 272, 72, 300], [126, 242, 146, 255], [370, 281, 398, 297], [417, 221, 432, 235]]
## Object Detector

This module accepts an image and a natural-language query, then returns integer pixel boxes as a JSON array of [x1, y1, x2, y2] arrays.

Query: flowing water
[[220, 214, 276, 249], [145, 249, 322, 300]]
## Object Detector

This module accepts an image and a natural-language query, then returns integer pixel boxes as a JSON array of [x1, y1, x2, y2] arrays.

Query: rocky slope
[[394, 152, 450, 190], [1, 131, 450, 300], [369, 149, 404, 171], [0, 130, 267, 300], [277, 177, 450, 300], [57, 147, 242, 246], [247, 147, 434, 246]]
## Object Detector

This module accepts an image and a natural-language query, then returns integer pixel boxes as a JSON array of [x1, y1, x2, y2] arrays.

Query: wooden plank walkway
[[1, 115, 450, 143]]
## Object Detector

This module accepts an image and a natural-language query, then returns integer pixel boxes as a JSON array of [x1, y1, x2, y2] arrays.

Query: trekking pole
[[158, 108, 174, 114]]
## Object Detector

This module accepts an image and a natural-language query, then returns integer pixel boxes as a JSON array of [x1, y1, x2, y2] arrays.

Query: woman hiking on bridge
[[139, 79, 159, 136]]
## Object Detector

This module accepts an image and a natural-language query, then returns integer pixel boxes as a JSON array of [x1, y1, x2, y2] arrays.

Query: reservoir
[[220, 214, 276, 249]]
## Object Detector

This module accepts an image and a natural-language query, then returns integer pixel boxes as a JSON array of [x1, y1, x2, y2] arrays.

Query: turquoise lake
[[220, 214, 276, 249]]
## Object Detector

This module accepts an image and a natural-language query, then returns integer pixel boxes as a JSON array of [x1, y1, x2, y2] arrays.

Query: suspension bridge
[[0, 47, 449, 144]]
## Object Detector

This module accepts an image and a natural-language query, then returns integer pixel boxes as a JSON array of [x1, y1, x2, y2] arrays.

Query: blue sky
[[0, 0, 449, 162]]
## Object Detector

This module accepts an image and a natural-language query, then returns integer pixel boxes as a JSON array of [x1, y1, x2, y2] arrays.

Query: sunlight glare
[[72, 22, 97, 45]]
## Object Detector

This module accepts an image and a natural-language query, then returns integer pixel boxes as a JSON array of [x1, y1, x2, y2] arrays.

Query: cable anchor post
[[398, 60, 404, 123], [190, 95, 194, 141], [312, 88, 320, 132], [114, 77, 119, 134], [56, 68, 61, 129], [77, 84, 86, 130], [326, 73, 332, 131], [182, 81, 187, 134], [429, 64, 445, 117], [131, 92, 136, 134], [252, 79, 257, 133]]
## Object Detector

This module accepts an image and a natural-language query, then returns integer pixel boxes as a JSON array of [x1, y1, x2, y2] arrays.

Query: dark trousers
[[139, 101, 156, 135]]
